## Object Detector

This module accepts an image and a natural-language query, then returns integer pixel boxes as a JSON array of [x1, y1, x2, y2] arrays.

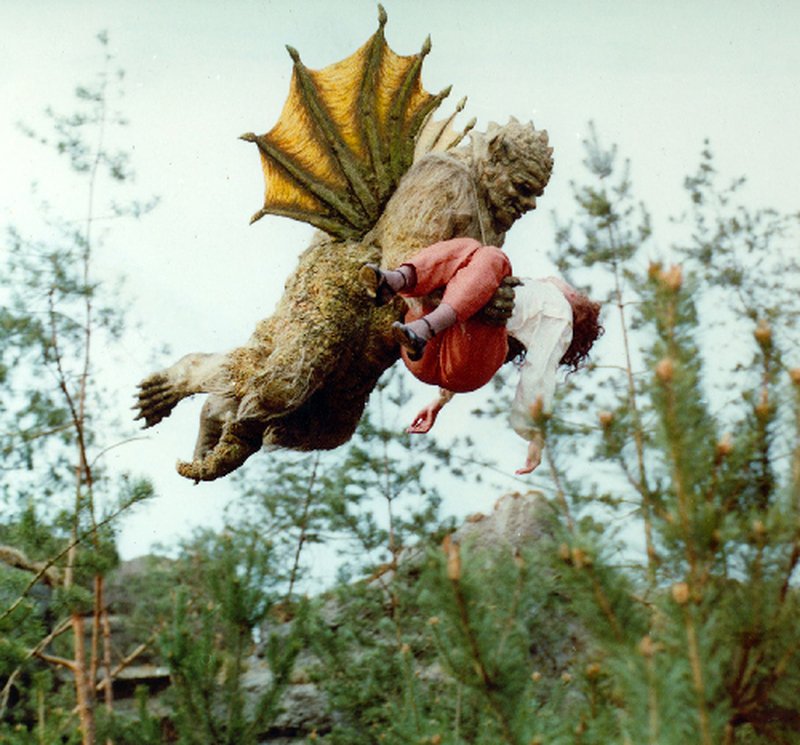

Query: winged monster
[[135, 7, 554, 482]]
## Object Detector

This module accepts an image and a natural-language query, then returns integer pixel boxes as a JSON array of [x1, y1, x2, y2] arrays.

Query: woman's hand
[[515, 437, 543, 475], [407, 401, 442, 433]]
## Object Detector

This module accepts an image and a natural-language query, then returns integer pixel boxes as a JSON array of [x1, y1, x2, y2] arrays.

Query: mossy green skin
[[134, 122, 553, 482]]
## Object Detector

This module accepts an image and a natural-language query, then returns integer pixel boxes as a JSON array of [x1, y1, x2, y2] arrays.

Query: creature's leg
[[174, 306, 365, 483], [173, 238, 389, 483], [134, 353, 229, 428], [177, 418, 262, 483], [192, 394, 239, 461], [175, 341, 326, 483]]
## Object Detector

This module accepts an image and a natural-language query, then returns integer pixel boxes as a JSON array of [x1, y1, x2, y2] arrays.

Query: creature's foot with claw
[[176, 420, 262, 483]]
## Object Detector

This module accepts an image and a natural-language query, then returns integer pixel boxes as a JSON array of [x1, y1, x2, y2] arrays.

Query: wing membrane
[[242, 6, 466, 241]]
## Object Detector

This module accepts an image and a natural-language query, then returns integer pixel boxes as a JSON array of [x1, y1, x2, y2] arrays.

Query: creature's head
[[473, 118, 554, 233]]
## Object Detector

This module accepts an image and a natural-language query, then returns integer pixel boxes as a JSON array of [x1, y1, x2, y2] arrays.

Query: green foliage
[[422, 541, 574, 743], [100, 128, 800, 744], [155, 530, 307, 745], [0, 31, 157, 744], [297, 506, 626, 745], [0, 566, 50, 728], [4, 31, 798, 743], [538, 126, 800, 744], [97, 686, 163, 745]]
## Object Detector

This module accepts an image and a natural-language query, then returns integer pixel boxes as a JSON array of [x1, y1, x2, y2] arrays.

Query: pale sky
[[1, 0, 799, 563]]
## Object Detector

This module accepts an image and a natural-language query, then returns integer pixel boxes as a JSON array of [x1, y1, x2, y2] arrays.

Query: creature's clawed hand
[[134, 373, 183, 428], [476, 275, 521, 327]]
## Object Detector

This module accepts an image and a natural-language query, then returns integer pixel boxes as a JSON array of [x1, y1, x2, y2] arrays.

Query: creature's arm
[[135, 352, 230, 428], [407, 388, 455, 433], [475, 275, 520, 327]]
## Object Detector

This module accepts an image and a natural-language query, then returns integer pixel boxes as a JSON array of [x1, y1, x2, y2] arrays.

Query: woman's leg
[[393, 240, 511, 358], [360, 236, 511, 362], [402, 319, 509, 392], [361, 236, 489, 308]]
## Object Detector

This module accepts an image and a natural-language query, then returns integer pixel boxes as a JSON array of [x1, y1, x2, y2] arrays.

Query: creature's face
[[481, 123, 554, 233], [483, 160, 542, 232]]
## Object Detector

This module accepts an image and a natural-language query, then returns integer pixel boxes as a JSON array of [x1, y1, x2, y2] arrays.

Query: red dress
[[397, 237, 511, 393]]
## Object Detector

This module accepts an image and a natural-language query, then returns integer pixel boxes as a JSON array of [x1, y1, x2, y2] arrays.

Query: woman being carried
[[361, 236, 602, 473]]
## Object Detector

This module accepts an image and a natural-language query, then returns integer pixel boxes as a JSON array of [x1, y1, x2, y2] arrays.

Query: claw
[[134, 372, 184, 428]]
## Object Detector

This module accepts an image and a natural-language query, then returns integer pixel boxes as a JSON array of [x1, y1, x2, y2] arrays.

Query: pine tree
[[529, 126, 800, 743], [153, 529, 307, 745], [0, 32, 157, 744], [297, 126, 800, 745]]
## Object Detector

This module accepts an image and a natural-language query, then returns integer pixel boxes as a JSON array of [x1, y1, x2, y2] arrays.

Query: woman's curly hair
[[560, 291, 603, 372]]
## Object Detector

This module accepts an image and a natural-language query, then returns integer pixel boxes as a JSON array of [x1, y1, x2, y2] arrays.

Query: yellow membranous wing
[[241, 5, 473, 241]]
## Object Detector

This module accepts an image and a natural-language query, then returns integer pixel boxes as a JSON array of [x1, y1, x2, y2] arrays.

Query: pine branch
[[0, 545, 63, 587], [444, 539, 516, 744], [548, 429, 625, 642], [778, 533, 800, 605], [0, 616, 72, 719], [681, 604, 712, 745], [611, 252, 656, 586], [0, 495, 146, 625], [545, 441, 574, 533], [95, 633, 157, 690], [33, 649, 77, 672], [285, 454, 319, 602], [491, 549, 525, 681]]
